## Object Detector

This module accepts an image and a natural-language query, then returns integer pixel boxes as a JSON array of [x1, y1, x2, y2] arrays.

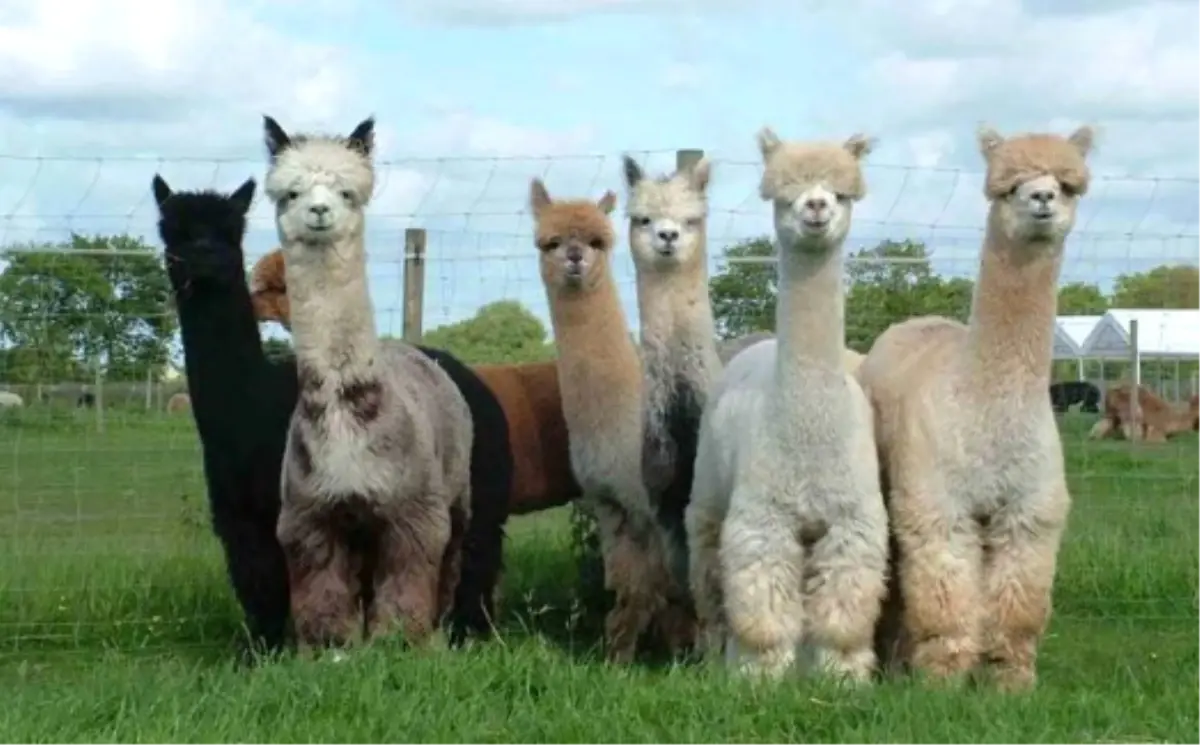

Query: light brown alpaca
[[1089, 383, 1199, 443], [166, 392, 191, 413], [531, 178, 681, 662], [859, 124, 1096, 691]]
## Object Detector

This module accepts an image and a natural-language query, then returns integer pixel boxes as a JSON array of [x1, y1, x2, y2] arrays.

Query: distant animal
[[0, 391, 24, 408], [77, 392, 96, 409], [1089, 383, 1199, 443], [166, 392, 191, 413], [1048, 381, 1100, 413]]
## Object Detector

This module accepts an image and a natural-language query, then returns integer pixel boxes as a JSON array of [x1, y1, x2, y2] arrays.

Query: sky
[[0, 0, 1197, 347]]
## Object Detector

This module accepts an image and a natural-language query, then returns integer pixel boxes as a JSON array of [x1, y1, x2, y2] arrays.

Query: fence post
[[1127, 319, 1141, 442], [402, 228, 427, 344], [93, 364, 105, 434], [675, 148, 705, 173]]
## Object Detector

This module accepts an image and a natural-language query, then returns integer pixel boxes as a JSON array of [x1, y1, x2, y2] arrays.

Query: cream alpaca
[[622, 154, 721, 620], [530, 179, 686, 661], [263, 115, 473, 651], [684, 128, 888, 681], [860, 124, 1095, 691], [717, 330, 865, 373]]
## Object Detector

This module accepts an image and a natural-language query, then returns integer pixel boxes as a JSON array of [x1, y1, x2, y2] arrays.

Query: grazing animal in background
[[621, 153, 720, 649], [1048, 380, 1101, 413], [1089, 383, 1199, 443], [0, 391, 24, 408], [263, 114, 475, 652], [685, 128, 887, 681], [153, 173, 294, 657], [166, 392, 192, 413], [859, 124, 1096, 691], [77, 392, 96, 409], [249, 249, 580, 517], [531, 178, 684, 662]]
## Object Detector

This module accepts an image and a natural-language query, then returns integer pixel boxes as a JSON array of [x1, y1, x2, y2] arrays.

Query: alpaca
[[152, 174, 294, 656], [716, 332, 867, 373], [166, 391, 191, 413], [248, 249, 581, 516], [684, 128, 888, 681], [621, 153, 720, 646], [263, 115, 474, 651], [77, 392, 96, 409], [859, 124, 1096, 691], [1088, 383, 1198, 442], [531, 178, 684, 661], [1049, 380, 1101, 413], [0, 391, 24, 408]]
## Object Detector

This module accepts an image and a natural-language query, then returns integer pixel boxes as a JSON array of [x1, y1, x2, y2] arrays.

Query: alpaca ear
[[688, 157, 712, 193], [622, 154, 644, 190], [263, 115, 291, 160], [597, 190, 618, 214], [229, 177, 257, 215], [977, 123, 1005, 158], [843, 134, 876, 159], [1067, 124, 1096, 157], [530, 178, 552, 215], [347, 116, 376, 157], [151, 174, 172, 209], [757, 126, 782, 160]]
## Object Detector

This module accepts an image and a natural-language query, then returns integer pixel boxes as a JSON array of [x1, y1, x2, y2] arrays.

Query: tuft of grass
[[0, 410, 1196, 743]]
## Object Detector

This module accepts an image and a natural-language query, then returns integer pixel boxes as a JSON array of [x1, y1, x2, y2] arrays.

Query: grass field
[[0, 407, 1196, 742]]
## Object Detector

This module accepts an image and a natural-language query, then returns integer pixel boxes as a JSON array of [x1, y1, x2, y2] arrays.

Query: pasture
[[0, 408, 1196, 742]]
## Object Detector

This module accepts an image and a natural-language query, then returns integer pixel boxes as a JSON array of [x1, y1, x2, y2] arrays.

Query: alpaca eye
[[286, 190, 300, 201], [588, 238, 604, 250], [685, 217, 703, 228], [633, 216, 651, 227], [1061, 183, 1078, 197], [340, 190, 354, 202], [543, 238, 561, 251], [835, 193, 851, 204]]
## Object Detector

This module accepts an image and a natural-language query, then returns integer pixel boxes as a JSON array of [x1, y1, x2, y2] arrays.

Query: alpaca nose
[[310, 204, 331, 217], [805, 197, 828, 212], [1031, 189, 1055, 204], [657, 228, 679, 243]]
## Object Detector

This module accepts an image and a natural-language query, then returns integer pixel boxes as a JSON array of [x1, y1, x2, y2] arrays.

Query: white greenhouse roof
[[1053, 315, 1103, 359], [1079, 309, 1200, 359]]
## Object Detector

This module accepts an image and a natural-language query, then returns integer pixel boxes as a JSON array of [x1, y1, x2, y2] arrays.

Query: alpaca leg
[[593, 499, 666, 663], [441, 495, 496, 647], [684, 499, 727, 659], [213, 509, 291, 657], [368, 501, 450, 645], [891, 485, 983, 683], [980, 495, 1068, 692], [803, 517, 889, 684], [277, 507, 362, 652], [719, 500, 804, 679], [1087, 417, 1113, 440], [649, 528, 698, 658], [1144, 426, 1167, 443]]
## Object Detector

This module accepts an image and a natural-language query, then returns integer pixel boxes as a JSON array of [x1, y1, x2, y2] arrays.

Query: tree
[[1110, 264, 1199, 309], [844, 240, 973, 352], [1057, 282, 1109, 315], [420, 300, 555, 364], [262, 337, 294, 362], [708, 237, 776, 339], [0, 234, 176, 383]]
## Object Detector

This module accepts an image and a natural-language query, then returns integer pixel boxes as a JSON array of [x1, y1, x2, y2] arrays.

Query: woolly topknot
[[756, 127, 876, 203], [977, 124, 1095, 200]]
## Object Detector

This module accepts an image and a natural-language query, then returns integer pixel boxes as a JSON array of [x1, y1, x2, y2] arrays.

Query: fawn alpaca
[[860, 124, 1096, 690], [531, 179, 686, 661], [264, 115, 474, 651], [684, 128, 888, 680], [1089, 383, 1198, 442], [622, 154, 720, 625]]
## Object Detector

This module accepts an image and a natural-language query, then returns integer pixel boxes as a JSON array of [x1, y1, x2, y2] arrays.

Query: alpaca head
[[622, 154, 711, 272], [756, 127, 874, 253], [261, 115, 376, 252], [530, 178, 618, 293], [250, 249, 291, 329], [152, 174, 256, 293], [977, 124, 1095, 245]]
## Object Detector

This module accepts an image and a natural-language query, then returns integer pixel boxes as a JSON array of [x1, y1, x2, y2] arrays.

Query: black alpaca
[[1049, 380, 1101, 414], [153, 175, 512, 655]]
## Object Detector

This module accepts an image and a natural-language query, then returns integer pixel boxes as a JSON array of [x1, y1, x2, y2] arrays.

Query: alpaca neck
[[547, 273, 639, 400], [965, 210, 1064, 387], [174, 276, 268, 443], [774, 243, 846, 387], [285, 237, 380, 383], [636, 254, 718, 372]]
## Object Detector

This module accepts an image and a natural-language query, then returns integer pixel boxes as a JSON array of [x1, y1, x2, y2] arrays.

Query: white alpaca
[[622, 154, 722, 632], [684, 128, 889, 681], [262, 115, 474, 652]]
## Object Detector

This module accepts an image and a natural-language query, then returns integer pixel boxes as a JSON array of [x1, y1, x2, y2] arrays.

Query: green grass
[[0, 408, 1196, 742]]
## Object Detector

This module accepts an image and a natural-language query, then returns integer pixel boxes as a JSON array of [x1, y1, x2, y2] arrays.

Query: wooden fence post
[[1127, 319, 1142, 441], [675, 148, 705, 173], [402, 228, 427, 344]]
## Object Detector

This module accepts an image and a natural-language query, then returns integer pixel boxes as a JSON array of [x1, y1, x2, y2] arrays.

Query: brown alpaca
[[1089, 383, 1199, 443], [858, 124, 1096, 691], [531, 178, 682, 662], [166, 392, 191, 413], [248, 249, 583, 515]]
